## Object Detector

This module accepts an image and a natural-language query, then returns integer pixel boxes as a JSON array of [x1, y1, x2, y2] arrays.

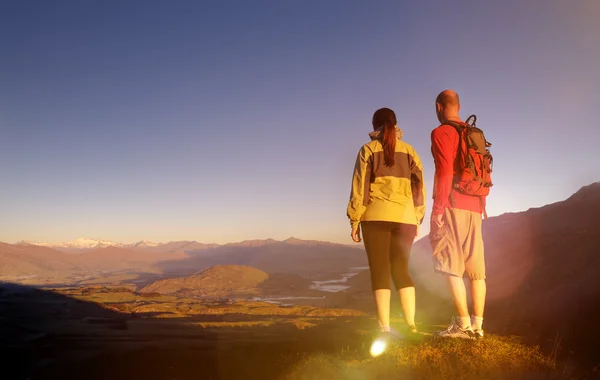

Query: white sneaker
[[434, 317, 476, 339], [473, 329, 484, 339]]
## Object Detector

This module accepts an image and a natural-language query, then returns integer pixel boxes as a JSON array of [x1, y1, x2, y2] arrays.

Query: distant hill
[[158, 238, 368, 277], [140, 265, 270, 296], [67, 246, 187, 273], [257, 273, 313, 295], [0, 243, 84, 284], [0, 244, 187, 285], [129, 241, 219, 254]]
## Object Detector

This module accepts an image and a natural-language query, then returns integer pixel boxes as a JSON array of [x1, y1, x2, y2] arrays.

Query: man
[[430, 89, 486, 339]]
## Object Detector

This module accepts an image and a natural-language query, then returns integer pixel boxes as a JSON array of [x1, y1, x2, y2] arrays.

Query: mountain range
[[16, 236, 349, 254], [0, 236, 368, 285], [16, 237, 218, 253], [156, 237, 368, 277]]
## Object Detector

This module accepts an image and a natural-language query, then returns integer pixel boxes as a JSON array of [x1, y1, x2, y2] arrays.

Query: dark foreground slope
[[1, 283, 575, 380]]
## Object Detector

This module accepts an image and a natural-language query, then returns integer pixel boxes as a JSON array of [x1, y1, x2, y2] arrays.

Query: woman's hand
[[351, 226, 361, 243]]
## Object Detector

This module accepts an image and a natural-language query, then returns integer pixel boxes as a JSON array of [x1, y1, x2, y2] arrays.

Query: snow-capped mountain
[[19, 238, 122, 250], [17, 240, 55, 248], [129, 240, 162, 248], [17, 238, 164, 251]]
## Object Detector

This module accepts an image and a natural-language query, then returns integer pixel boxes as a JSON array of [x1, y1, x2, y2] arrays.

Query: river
[[251, 266, 369, 305], [309, 266, 369, 292]]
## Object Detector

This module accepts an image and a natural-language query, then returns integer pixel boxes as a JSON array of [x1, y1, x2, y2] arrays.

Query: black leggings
[[361, 221, 416, 291]]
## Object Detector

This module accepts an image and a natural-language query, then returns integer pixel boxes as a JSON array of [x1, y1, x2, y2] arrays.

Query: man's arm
[[431, 126, 457, 216]]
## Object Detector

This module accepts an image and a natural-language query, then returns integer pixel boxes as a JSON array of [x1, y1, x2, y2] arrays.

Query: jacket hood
[[368, 125, 404, 141]]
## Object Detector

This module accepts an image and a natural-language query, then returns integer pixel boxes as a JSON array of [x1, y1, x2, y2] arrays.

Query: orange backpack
[[445, 115, 493, 218]]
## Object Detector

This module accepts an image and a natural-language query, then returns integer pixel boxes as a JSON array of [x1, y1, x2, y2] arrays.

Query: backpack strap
[[465, 114, 477, 127], [443, 115, 476, 130], [443, 120, 466, 132], [443, 120, 466, 188]]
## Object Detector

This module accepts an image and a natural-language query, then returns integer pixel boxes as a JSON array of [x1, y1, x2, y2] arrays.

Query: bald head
[[436, 89, 460, 108], [435, 89, 461, 123]]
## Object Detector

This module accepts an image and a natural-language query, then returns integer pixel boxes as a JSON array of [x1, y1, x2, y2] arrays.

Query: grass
[[186, 320, 277, 328], [284, 334, 558, 380]]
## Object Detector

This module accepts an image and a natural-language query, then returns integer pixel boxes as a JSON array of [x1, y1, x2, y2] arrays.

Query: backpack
[[444, 115, 493, 218]]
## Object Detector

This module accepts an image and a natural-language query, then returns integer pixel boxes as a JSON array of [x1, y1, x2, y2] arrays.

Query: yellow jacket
[[347, 127, 426, 229]]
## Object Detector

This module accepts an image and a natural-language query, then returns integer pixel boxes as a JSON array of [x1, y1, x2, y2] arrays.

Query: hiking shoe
[[400, 324, 429, 341], [402, 324, 420, 338], [434, 318, 476, 339], [473, 329, 484, 339], [377, 327, 400, 341]]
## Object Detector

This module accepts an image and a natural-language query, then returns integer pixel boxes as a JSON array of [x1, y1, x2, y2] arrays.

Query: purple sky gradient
[[1, 0, 598, 244]]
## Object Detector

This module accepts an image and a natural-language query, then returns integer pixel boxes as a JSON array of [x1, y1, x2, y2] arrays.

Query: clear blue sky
[[1, 0, 598, 244]]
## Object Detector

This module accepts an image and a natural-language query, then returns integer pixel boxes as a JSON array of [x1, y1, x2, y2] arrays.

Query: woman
[[347, 107, 426, 335]]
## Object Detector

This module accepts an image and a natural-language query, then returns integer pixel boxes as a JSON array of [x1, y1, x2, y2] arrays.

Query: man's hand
[[431, 213, 444, 227], [351, 226, 361, 243], [414, 225, 420, 240]]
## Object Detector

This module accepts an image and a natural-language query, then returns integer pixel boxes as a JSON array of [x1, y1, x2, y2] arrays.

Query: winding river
[[251, 266, 369, 305]]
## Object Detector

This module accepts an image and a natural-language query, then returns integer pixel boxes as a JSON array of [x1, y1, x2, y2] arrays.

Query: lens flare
[[370, 339, 387, 357]]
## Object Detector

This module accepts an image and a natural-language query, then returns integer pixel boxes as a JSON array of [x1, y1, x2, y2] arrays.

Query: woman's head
[[372, 108, 397, 167], [372, 108, 397, 131]]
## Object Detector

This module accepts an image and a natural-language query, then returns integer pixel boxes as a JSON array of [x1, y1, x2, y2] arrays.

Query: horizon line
[[8, 236, 362, 247]]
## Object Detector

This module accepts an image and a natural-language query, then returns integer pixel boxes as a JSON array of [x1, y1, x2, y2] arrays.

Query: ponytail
[[372, 108, 398, 167], [382, 122, 396, 167]]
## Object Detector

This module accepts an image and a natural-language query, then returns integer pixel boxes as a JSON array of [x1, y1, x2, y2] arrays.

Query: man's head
[[435, 89, 460, 123]]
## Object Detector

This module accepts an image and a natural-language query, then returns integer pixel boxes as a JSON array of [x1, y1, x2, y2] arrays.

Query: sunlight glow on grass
[[369, 339, 387, 357]]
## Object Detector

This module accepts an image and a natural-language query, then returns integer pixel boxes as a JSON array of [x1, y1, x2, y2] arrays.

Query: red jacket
[[431, 123, 484, 216]]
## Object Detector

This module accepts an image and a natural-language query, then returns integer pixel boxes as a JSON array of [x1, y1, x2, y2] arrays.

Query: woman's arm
[[347, 145, 372, 230]]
